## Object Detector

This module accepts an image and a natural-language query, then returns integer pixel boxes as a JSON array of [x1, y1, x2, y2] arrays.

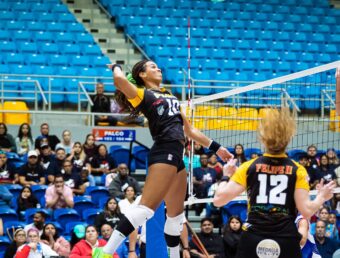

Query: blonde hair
[[258, 107, 296, 154]]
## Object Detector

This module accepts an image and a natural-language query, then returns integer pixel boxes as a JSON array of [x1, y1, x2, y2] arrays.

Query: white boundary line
[[192, 61, 340, 105]]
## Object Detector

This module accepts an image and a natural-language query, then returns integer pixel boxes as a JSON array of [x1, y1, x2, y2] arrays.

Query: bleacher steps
[[63, 0, 142, 67]]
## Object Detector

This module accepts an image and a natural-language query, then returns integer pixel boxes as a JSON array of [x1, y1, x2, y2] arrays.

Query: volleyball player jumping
[[93, 60, 233, 258], [213, 108, 335, 258]]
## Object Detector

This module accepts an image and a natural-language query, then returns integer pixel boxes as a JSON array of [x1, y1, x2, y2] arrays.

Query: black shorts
[[148, 141, 185, 172], [236, 230, 302, 258]]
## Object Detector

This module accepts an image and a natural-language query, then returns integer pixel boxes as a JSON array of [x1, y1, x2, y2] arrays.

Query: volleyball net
[[184, 60, 340, 204]]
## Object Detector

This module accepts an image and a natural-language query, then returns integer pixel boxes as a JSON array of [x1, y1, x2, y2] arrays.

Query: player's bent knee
[[164, 212, 185, 235], [122, 205, 154, 231]]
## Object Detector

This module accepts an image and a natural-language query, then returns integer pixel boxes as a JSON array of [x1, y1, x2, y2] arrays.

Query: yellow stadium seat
[[330, 110, 340, 132], [237, 108, 258, 130], [226, 119, 256, 131], [3, 101, 30, 125], [217, 106, 237, 117], [193, 118, 205, 130], [238, 108, 258, 118], [194, 105, 217, 118], [207, 119, 228, 130]]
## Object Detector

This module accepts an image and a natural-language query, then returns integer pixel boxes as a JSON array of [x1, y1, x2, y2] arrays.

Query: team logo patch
[[157, 105, 164, 115], [167, 154, 173, 161], [256, 239, 280, 258]]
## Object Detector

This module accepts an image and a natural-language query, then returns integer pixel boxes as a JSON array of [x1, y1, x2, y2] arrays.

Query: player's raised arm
[[107, 64, 137, 99]]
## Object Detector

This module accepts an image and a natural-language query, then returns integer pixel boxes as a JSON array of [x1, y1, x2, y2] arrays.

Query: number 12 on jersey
[[256, 174, 288, 205]]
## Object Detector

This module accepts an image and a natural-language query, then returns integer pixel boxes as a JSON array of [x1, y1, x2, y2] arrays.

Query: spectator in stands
[[110, 97, 145, 126], [208, 153, 223, 175], [16, 227, 58, 257], [328, 211, 339, 240], [55, 129, 74, 154], [0, 150, 17, 184], [94, 197, 123, 232], [47, 147, 66, 184], [18, 150, 45, 186], [118, 186, 143, 214], [314, 220, 338, 258], [318, 154, 336, 185], [326, 148, 339, 168], [189, 218, 224, 257], [108, 163, 141, 199], [193, 154, 217, 216], [80, 166, 93, 189], [4, 228, 26, 258], [17, 186, 39, 216], [101, 224, 113, 241], [234, 144, 247, 166], [24, 211, 46, 236], [194, 142, 205, 155], [83, 133, 97, 162], [45, 174, 74, 209], [299, 153, 319, 189], [70, 225, 119, 258], [67, 141, 89, 173], [70, 224, 85, 249], [40, 223, 71, 257], [39, 143, 53, 173], [91, 82, 118, 126], [34, 123, 60, 151], [15, 123, 34, 156], [61, 160, 85, 196], [90, 144, 116, 183], [307, 144, 319, 170], [222, 215, 243, 258], [0, 122, 16, 153], [311, 206, 338, 240]]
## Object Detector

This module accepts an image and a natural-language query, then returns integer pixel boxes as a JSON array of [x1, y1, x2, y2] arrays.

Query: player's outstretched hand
[[317, 179, 336, 202], [223, 159, 238, 178], [216, 146, 234, 162]]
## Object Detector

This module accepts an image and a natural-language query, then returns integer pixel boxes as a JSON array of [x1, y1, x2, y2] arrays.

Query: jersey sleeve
[[231, 160, 253, 188], [127, 88, 145, 108], [295, 165, 310, 191]]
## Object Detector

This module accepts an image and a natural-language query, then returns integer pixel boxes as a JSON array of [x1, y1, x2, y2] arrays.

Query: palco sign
[[92, 128, 136, 142]]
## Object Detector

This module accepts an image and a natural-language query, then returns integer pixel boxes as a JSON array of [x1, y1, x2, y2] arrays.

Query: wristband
[[183, 247, 190, 251], [221, 176, 230, 182], [111, 64, 122, 72], [129, 250, 135, 253], [208, 140, 221, 153]]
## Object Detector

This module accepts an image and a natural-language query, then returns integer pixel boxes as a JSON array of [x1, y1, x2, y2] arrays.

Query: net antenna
[[184, 60, 340, 206]]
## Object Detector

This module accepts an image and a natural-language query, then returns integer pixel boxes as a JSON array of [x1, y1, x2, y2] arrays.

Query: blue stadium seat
[[63, 44, 81, 55], [4, 221, 26, 237], [82, 208, 101, 224], [0, 208, 18, 223], [4, 184, 22, 199], [132, 146, 149, 170], [0, 236, 11, 253], [98, 196, 110, 209], [73, 197, 96, 216], [53, 208, 81, 225], [67, 22, 85, 33], [85, 186, 110, 206], [31, 185, 48, 202], [222, 200, 247, 223], [55, 32, 74, 43], [0, 41, 16, 53], [19, 42, 39, 54], [244, 148, 262, 159], [110, 146, 130, 166], [287, 149, 306, 161]]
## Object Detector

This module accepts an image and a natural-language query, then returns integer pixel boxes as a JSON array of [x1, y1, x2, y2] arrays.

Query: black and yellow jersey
[[232, 153, 309, 237], [127, 88, 185, 143]]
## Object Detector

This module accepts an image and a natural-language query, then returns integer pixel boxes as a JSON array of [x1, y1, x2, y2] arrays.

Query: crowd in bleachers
[[0, 123, 339, 257]]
